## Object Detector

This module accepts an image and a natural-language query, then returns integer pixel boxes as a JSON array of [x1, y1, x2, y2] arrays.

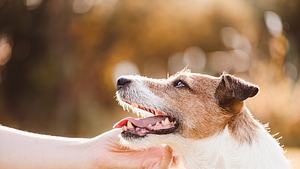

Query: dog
[[114, 70, 290, 169]]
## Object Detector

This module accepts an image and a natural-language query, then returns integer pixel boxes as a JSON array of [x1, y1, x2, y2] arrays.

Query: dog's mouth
[[114, 100, 179, 138]]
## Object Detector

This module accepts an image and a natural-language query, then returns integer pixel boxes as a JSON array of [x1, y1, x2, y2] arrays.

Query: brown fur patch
[[145, 72, 232, 139], [215, 73, 259, 109], [227, 106, 259, 143]]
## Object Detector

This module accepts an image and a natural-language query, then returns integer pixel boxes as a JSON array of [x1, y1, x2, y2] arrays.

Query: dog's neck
[[227, 105, 259, 143], [166, 108, 289, 169]]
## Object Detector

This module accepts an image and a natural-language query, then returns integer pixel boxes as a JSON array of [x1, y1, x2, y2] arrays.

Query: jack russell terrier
[[114, 70, 290, 169]]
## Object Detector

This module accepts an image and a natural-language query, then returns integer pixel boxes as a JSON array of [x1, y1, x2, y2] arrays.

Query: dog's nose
[[117, 77, 131, 90]]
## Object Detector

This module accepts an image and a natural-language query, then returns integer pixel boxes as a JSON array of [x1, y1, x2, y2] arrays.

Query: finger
[[156, 144, 173, 169], [136, 144, 173, 169], [92, 128, 128, 152], [94, 128, 122, 145], [170, 155, 179, 169], [101, 128, 122, 139]]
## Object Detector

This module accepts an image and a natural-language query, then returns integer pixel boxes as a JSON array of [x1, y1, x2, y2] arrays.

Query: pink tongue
[[113, 115, 167, 128]]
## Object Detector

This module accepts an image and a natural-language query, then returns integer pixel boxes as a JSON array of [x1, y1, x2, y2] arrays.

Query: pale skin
[[0, 126, 173, 169]]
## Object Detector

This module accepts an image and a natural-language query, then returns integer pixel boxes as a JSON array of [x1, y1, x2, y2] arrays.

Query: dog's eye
[[173, 80, 188, 88]]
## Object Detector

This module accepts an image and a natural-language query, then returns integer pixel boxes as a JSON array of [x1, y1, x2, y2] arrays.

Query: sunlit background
[[0, 0, 300, 166]]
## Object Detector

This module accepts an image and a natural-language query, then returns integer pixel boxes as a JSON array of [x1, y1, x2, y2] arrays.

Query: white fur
[[116, 75, 166, 117], [121, 124, 290, 169]]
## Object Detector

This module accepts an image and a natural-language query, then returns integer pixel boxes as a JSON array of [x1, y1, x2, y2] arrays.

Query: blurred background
[[0, 0, 300, 166]]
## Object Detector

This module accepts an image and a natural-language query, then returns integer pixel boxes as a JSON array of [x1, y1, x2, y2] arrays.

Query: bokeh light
[[0, 36, 12, 66], [113, 60, 139, 85], [265, 11, 283, 37]]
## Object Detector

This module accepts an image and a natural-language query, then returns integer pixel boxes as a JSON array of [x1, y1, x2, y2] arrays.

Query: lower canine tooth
[[127, 121, 134, 129], [165, 118, 170, 125]]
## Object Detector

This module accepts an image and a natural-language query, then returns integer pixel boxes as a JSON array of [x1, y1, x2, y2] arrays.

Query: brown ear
[[215, 74, 259, 108]]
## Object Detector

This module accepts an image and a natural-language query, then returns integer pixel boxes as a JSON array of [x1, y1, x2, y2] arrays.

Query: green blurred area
[[0, 0, 300, 147]]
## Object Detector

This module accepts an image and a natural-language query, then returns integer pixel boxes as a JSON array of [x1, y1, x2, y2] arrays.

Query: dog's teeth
[[165, 118, 170, 125], [161, 120, 166, 125], [127, 121, 134, 129], [148, 124, 152, 127], [155, 122, 160, 126], [122, 126, 127, 131]]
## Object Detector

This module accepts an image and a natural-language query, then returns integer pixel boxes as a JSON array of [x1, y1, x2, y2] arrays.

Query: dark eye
[[173, 80, 188, 88]]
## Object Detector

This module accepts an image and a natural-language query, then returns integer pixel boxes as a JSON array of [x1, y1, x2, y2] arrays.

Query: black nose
[[117, 77, 131, 90]]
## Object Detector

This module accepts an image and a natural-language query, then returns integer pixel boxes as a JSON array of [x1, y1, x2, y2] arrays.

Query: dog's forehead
[[169, 72, 219, 82]]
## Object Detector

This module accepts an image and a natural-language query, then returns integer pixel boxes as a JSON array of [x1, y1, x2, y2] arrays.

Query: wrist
[[69, 138, 99, 169]]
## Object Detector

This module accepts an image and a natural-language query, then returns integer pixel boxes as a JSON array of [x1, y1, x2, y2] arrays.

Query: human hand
[[86, 129, 173, 169]]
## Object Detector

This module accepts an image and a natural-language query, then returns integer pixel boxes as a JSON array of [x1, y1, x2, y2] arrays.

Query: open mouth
[[114, 100, 179, 138]]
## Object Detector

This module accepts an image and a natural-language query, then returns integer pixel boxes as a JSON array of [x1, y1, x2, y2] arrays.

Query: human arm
[[0, 126, 172, 169]]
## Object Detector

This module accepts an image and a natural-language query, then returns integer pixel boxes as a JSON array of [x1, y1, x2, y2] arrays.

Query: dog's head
[[114, 70, 259, 147]]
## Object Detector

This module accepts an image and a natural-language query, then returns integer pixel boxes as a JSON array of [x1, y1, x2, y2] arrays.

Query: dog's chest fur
[[169, 126, 289, 169]]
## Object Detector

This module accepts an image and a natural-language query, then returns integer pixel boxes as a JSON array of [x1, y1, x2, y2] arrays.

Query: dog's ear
[[215, 73, 259, 108]]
